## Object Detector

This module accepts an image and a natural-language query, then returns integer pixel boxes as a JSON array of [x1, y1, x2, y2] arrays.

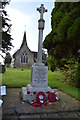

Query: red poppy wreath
[[32, 100, 42, 107], [36, 91, 46, 103], [48, 92, 56, 104]]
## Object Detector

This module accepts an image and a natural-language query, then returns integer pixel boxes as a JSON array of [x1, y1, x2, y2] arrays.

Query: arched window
[[20, 53, 28, 63], [21, 56, 23, 63], [26, 54, 28, 63], [23, 55, 25, 63]]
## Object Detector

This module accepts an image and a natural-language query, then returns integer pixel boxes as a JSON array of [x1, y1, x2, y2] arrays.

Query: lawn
[[2, 68, 31, 88], [1, 67, 80, 100]]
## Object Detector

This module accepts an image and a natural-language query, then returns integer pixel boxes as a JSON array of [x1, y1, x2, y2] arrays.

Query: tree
[[43, 2, 80, 67], [0, 0, 13, 55], [4, 52, 12, 67]]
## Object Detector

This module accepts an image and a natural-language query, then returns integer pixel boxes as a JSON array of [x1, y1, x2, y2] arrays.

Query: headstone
[[22, 4, 54, 101], [0, 99, 3, 107], [0, 86, 6, 108], [0, 86, 6, 95]]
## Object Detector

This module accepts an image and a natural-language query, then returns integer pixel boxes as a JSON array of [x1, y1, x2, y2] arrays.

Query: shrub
[[61, 62, 78, 87], [47, 56, 56, 72], [0, 65, 6, 73], [75, 63, 80, 88]]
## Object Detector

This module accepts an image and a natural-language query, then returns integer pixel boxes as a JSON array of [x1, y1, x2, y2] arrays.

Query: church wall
[[14, 44, 34, 68]]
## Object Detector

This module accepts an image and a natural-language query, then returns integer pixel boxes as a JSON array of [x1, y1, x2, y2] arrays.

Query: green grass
[[48, 71, 80, 100], [2, 68, 31, 88], [1, 67, 80, 100]]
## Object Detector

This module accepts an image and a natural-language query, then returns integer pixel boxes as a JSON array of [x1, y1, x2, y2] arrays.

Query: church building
[[12, 31, 46, 68]]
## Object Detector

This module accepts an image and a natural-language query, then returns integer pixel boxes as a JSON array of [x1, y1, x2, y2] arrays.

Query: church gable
[[13, 31, 34, 68]]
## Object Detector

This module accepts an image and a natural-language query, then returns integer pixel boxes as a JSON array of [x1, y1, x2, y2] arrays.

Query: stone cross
[[37, 4, 47, 19], [37, 4, 47, 63]]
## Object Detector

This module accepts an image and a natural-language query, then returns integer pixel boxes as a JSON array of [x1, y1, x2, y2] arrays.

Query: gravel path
[[0, 88, 80, 119]]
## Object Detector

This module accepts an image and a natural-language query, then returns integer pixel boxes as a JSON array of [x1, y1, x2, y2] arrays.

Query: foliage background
[[43, 2, 80, 87]]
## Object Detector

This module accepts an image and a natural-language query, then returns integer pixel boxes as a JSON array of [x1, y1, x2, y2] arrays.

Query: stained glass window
[[21, 53, 28, 63], [23, 55, 25, 63], [21, 56, 23, 63], [26, 55, 28, 63]]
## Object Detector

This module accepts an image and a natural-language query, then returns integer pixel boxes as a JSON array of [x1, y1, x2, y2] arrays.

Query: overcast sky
[[0, 0, 55, 64]]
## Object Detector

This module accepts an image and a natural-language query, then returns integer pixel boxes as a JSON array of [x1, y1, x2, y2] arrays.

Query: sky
[[0, 0, 55, 64]]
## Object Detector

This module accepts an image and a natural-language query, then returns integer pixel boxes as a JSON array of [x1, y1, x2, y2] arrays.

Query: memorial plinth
[[22, 63, 53, 101]]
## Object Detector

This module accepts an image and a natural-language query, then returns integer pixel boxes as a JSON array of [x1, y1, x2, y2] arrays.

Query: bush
[[47, 56, 56, 72], [0, 65, 6, 73], [75, 63, 80, 88], [61, 62, 78, 87]]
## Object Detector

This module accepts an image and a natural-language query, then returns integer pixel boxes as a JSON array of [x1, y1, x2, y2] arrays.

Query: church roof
[[20, 31, 27, 49], [13, 31, 29, 58]]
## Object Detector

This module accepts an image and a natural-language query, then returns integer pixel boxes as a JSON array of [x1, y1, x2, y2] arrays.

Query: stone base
[[22, 84, 54, 101], [27, 84, 53, 93]]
